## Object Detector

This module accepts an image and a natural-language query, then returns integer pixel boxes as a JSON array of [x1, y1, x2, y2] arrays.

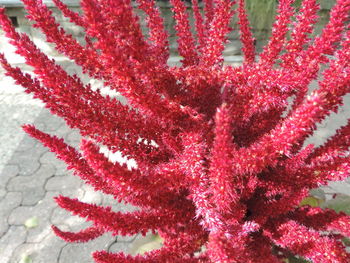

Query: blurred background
[[0, 0, 336, 60]]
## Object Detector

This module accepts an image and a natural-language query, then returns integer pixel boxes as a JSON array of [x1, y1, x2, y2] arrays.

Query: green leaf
[[292, 0, 303, 9], [153, 234, 163, 243], [342, 237, 350, 246], [24, 216, 39, 229], [136, 240, 163, 255], [321, 194, 350, 215], [130, 234, 164, 256], [299, 196, 323, 207], [19, 254, 32, 263]]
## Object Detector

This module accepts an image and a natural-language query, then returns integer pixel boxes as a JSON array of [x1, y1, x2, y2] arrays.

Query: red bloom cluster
[[1, 0, 350, 262]]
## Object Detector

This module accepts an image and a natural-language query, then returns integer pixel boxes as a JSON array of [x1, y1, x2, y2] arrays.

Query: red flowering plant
[[1, 0, 350, 262]]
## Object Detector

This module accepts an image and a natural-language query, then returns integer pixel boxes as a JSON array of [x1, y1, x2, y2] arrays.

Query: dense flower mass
[[1, 0, 350, 262]]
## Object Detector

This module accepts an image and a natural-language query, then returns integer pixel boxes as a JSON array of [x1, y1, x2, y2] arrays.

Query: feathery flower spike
[[2, 0, 350, 262]]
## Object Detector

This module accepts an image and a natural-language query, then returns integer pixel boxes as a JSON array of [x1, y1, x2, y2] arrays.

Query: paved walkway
[[1, 52, 350, 262]]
